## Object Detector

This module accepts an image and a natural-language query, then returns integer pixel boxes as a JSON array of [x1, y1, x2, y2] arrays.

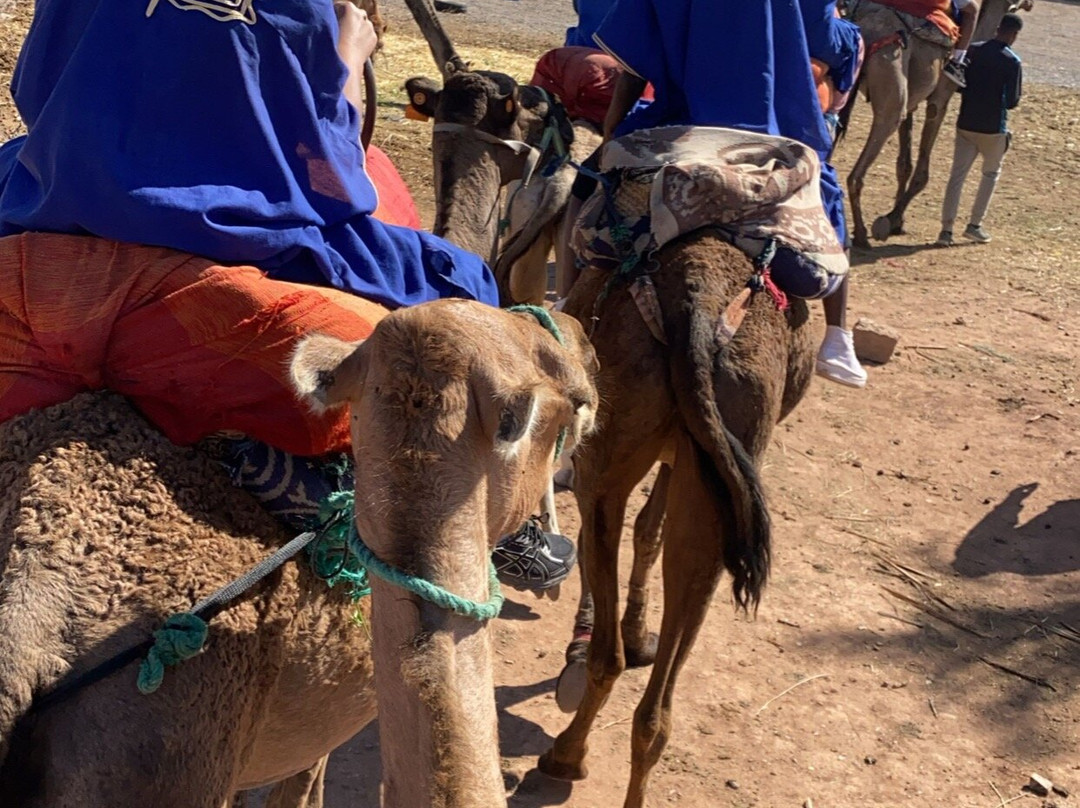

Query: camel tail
[[665, 277, 771, 613]]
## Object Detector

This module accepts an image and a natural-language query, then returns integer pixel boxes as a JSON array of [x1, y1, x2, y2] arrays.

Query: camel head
[[290, 299, 596, 807], [405, 69, 575, 262]]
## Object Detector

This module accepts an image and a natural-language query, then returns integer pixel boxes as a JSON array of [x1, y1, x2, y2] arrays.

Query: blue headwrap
[[0, 0, 498, 308]]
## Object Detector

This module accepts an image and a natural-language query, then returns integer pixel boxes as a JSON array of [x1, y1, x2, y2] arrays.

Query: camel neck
[[369, 538, 506, 808]]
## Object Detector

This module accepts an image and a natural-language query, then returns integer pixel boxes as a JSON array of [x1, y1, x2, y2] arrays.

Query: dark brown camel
[[406, 68, 818, 807]]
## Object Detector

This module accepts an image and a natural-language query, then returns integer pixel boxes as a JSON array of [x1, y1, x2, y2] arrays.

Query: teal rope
[[508, 304, 565, 345], [137, 612, 209, 695], [347, 530, 504, 622], [308, 492, 371, 599]]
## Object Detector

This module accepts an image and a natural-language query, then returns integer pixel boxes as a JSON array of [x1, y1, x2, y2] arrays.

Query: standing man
[[937, 13, 1023, 246]]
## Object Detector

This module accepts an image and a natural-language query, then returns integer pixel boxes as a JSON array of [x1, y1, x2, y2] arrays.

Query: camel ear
[[289, 334, 369, 413], [404, 76, 441, 120], [490, 86, 519, 130], [534, 311, 599, 450]]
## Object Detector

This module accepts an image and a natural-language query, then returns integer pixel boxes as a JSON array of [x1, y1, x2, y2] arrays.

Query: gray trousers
[[941, 128, 1009, 230]]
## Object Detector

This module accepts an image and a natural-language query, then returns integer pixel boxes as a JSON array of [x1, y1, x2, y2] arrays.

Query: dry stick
[[978, 656, 1056, 692], [876, 559, 956, 612], [881, 587, 990, 639], [877, 610, 924, 629], [754, 674, 829, 716], [597, 716, 632, 732], [990, 780, 1007, 808], [928, 697, 939, 718]]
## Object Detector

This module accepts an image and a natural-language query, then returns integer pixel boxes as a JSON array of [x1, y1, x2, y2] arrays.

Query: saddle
[[574, 126, 848, 344]]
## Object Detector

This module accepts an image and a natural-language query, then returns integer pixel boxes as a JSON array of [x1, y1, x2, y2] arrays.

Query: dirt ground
[[1, 2, 1077, 807]]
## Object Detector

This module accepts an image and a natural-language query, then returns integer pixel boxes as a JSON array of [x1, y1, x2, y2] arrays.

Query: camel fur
[[0, 300, 598, 808]]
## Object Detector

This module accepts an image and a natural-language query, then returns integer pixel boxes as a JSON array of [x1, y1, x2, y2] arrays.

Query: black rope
[[31, 526, 326, 712]]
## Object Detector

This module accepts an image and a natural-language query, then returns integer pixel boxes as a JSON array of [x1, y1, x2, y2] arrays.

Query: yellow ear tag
[[405, 104, 430, 122]]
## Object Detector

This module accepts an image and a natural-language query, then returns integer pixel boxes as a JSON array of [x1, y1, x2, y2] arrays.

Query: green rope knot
[[137, 612, 208, 695], [308, 490, 371, 599]]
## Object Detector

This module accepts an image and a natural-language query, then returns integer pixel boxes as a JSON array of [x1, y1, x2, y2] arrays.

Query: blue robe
[[594, 0, 850, 246], [0, 0, 498, 309], [565, 0, 618, 48]]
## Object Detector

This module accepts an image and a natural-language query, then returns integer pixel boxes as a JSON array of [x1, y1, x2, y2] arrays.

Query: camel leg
[[262, 756, 328, 808], [620, 463, 670, 668], [622, 433, 727, 808], [875, 111, 915, 240], [507, 225, 556, 306], [890, 81, 957, 234], [848, 49, 908, 248], [539, 441, 661, 780]]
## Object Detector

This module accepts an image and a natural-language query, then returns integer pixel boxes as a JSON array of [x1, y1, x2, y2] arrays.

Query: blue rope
[[137, 613, 208, 695]]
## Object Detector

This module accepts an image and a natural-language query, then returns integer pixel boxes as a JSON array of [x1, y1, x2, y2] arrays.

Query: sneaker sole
[[815, 362, 868, 389], [963, 233, 991, 244]]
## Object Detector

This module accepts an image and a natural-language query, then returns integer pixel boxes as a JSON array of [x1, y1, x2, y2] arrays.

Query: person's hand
[[335, 1, 378, 67]]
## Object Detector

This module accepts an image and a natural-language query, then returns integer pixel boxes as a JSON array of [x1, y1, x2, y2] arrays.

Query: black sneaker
[[943, 59, 966, 88], [492, 517, 577, 591]]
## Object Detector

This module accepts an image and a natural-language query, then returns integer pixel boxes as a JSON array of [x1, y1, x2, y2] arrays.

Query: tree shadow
[[953, 483, 1080, 577]]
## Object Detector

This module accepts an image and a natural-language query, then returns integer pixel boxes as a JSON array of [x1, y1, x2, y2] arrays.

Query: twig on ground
[[928, 697, 939, 719], [1025, 412, 1061, 423], [978, 656, 1056, 692], [597, 717, 632, 731], [841, 526, 891, 547], [1012, 307, 1053, 322], [877, 610, 924, 629], [874, 556, 955, 611], [778, 618, 802, 628], [990, 780, 1007, 808], [881, 587, 990, 639], [754, 674, 830, 716], [828, 514, 876, 523]]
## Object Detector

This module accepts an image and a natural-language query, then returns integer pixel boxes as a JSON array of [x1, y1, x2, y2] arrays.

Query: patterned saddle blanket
[[848, 0, 958, 50], [573, 126, 849, 297]]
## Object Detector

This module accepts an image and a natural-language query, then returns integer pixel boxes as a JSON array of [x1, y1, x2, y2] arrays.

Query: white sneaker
[[816, 326, 868, 389]]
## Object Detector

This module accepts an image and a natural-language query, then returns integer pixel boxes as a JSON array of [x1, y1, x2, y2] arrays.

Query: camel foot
[[555, 658, 589, 713], [871, 216, 893, 242], [538, 749, 589, 782], [624, 632, 659, 668]]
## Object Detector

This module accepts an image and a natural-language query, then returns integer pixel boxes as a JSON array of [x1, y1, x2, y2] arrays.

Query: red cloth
[[878, 0, 959, 42], [530, 46, 655, 126], [0, 233, 390, 456], [366, 144, 421, 229]]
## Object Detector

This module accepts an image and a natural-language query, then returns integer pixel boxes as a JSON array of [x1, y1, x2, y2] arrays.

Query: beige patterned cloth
[[573, 125, 849, 282]]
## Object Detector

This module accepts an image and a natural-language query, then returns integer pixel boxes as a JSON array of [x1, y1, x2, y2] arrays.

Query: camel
[[843, 0, 1034, 247], [0, 299, 598, 808], [406, 68, 819, 807]]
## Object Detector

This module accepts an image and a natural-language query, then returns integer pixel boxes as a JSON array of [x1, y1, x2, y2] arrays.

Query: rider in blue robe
[[0, 0, 497, 309]]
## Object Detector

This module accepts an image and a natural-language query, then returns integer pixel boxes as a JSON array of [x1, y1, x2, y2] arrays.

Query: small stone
[[1029, 773, 1053, 797], [852, 318, 900, 365], [865, 756, 877, 765], [804, 800, 815, 808], [725, 779, 739, 790]]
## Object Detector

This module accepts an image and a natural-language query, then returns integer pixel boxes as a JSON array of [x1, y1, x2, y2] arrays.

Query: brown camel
[[406, 69, 818, 807], [844, 0, 1033, 246], [0, 300, 598, 808]]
